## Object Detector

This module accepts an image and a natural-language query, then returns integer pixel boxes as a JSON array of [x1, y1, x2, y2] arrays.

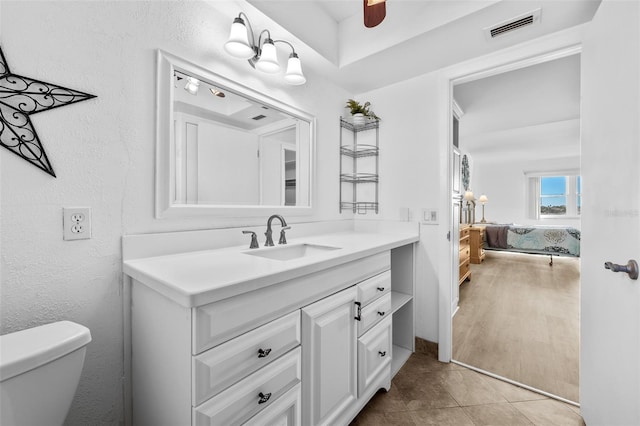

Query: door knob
[[604, 260, 638, 280]]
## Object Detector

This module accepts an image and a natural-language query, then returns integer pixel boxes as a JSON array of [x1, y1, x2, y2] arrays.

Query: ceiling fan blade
[[364, 0, 386, 28]]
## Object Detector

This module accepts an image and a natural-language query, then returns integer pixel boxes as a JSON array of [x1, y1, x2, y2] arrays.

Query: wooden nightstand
[[459, 224, 471, 285], [469, 226, 485, 264]]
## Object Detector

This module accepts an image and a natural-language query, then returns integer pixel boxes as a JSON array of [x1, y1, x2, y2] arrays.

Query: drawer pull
[[378, 351, 387, 357], [354, 301, 362, 321], [377, 311, 385, 316], [257, 348, 272, 358], [377, 286, 385, 292], [258, 392, 272, 404]]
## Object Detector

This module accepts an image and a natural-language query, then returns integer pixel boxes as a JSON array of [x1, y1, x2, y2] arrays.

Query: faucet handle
[[242, 230, 259, 249], [279, 226, 291, 245]]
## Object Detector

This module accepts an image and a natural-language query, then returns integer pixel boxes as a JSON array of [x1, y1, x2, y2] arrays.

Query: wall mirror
[[156, 50, 314, 218]]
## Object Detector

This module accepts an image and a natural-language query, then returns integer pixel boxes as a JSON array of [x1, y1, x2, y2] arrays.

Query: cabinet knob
[[378, 351, 386, 357], [257, 348, 272, 358], [377, 286, 385, 292], [258, 392, 272, 404], [377, 311, 385, 316]]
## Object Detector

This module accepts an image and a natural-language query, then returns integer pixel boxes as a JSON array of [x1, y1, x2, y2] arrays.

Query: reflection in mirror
[[156, 50, 314, 218]]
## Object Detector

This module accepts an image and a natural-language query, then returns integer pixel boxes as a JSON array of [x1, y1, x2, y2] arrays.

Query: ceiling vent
[[252, 114, 267, 121], [484, 9, 541, 40]]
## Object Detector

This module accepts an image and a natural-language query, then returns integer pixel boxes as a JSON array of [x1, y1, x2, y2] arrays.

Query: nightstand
[[469, 226, 485, 264], [459, 224, 471, 285]]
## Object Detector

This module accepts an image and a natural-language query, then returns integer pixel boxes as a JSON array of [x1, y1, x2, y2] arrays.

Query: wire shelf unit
[[340, 117, 380, 132], [340, 173, 379, 183], [340, 202, 379, 214], [340, 144, 379, 158], [339, 116, 379, 214]]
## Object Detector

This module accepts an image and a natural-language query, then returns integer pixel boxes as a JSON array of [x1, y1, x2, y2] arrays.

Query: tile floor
[[351, 351, 585, 425]]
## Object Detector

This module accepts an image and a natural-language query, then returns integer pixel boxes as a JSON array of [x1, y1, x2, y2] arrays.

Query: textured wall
[[0, 1, 349, 424]]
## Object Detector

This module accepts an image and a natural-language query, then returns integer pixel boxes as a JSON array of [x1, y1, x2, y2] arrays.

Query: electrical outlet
[[63, 207, 91, 241]]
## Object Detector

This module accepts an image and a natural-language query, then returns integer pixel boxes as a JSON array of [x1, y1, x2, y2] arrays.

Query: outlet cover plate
[[63, 207, 91, 241]]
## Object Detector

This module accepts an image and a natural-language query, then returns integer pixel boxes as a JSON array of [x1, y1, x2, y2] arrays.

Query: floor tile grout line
[[507, 401, 539, 426]]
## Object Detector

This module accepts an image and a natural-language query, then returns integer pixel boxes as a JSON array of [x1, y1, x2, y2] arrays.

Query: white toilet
[[0, 321, 92, 426]]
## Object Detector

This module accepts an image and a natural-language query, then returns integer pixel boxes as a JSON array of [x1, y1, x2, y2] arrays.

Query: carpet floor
[[453, 250, 580, 403]]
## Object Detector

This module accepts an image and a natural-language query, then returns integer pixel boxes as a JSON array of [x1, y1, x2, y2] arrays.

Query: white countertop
[[123, 230, 419, 307]]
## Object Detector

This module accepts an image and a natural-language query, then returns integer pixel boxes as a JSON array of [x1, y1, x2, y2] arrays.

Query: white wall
[[355, 72, 443, 342], [197, 122, 260, 205], [471, 155, 581, 228], [0, 1, 349, 424]]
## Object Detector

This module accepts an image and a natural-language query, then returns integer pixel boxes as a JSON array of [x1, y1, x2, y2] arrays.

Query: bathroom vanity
[[123, 222, 418, 425]]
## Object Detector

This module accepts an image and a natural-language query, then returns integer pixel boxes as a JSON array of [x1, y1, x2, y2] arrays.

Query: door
[[580, 1, 640, 424], [301, 287, 358, 425]]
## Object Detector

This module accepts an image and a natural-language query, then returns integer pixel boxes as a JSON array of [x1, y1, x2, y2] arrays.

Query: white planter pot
[[352, 113, 365, 126]]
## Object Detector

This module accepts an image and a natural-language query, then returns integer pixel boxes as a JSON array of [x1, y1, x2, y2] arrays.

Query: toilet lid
[[0, 321, 92, 382]]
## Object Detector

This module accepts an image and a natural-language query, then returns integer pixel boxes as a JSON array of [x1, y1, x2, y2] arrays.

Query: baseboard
[[415, 337, 438, 357]]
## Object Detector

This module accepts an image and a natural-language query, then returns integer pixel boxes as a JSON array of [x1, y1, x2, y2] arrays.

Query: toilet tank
[[0, 321, 92, 426]]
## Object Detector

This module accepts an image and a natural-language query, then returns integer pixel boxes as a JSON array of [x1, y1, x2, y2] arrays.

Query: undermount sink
[[244, 243, 341, 261]]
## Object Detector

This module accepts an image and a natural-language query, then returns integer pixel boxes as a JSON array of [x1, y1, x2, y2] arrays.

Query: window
[[526, 172, 581, 219], [540, 176, 567, 215]]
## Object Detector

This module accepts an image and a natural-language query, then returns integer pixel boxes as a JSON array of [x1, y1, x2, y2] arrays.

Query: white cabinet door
[[301, 287, 358, 426]]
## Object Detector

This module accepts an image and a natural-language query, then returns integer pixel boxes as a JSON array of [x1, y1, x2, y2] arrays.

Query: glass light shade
[[284, 54, 306, 85], [184, 77, 199, 95], [464, 190, 474, 201], [224, 18, 255, 59], [255, 40, 280, 73], [478, 194, 488, 204]]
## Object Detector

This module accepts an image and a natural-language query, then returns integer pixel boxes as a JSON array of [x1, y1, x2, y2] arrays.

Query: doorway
[[443, 45, 582, 405]]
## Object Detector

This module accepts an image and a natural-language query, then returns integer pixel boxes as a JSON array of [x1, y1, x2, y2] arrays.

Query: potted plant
[[345, 99, 380, 125]]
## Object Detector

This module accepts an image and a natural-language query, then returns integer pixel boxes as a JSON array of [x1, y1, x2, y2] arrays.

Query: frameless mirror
[[156, 50, 314, 218]]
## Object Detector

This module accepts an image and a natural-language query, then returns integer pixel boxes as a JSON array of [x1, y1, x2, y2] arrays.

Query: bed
[[483, 224, 580, 265]]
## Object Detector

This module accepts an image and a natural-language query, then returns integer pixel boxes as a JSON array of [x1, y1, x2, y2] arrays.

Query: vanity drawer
[[193, 347, 301, 426], [358, 293, 391, 336], [357, 270, 391, 307], [358, 316, 392, 397], [193, 251, 390, 354], [244, 382, 301, 426], [192, 310, 300, 405]]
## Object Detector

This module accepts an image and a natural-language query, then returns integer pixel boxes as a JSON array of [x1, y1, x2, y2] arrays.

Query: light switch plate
[[422, 208, 438, 224], [63, 207, 92, 240]]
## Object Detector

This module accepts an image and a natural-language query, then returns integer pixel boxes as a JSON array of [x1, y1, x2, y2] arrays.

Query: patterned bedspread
[[485, 225, 581, 257]]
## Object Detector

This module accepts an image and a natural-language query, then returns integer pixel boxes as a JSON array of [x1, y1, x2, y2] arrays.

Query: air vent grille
[[491, 15, 533, 37], [252, 114, 267, 120], [485, 8, 541, 40]]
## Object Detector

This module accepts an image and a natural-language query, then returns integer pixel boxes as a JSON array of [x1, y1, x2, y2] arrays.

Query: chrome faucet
[[265, 215, 288, 246]]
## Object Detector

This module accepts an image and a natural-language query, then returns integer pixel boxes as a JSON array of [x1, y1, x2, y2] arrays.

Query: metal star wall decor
[[0, 47, 96, 177]]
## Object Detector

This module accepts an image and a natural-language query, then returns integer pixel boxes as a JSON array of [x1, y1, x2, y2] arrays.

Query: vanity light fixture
[[184, 76, 199, 95], [224, 12, 306, 85]]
